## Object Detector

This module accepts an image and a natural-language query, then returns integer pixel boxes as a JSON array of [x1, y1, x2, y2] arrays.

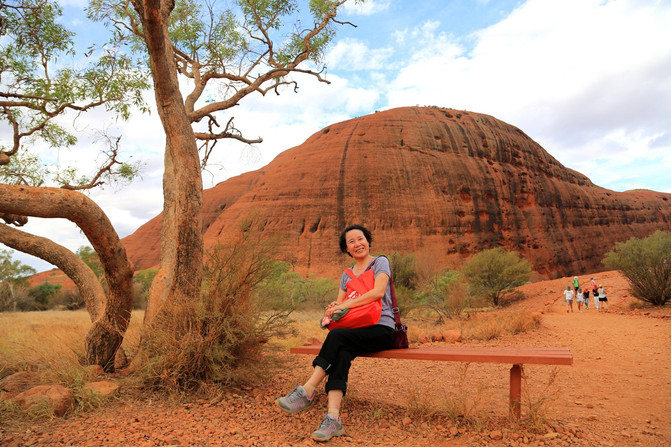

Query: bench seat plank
[[290, 345, 573, 366], [290, 344, 573, 420]]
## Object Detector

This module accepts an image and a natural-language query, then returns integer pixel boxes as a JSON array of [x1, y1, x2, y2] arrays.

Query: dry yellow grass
[[0, 310, 144, 381]]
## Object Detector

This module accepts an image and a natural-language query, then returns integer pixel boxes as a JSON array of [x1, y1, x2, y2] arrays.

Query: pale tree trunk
[[132, 0, 203, 328], [0, 184, 134, 371], [0, 224, 105, 320]]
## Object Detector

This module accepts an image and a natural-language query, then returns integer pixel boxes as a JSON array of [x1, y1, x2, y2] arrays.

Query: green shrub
[[49, 290, 84, 310], [414, 269, 471, 321], [255, 262, 336, 311], [28, 282, 63, 311], [132, 269, 157, 309], [388, 252, 419, 290], [393, 284, 416, 316], [603, 231, 671, 306], [299, 276, 337, 309], [461, 248, 532, 306]]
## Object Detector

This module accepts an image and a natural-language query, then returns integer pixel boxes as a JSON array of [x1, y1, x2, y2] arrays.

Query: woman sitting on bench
[[276, 224, 396, 442]]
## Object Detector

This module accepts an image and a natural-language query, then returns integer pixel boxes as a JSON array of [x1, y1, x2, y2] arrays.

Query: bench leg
[[509, 364, 522, 420]]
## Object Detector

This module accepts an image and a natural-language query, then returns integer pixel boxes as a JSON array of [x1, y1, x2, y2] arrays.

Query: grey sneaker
[[276, 385, 314, 413], [311, 414, 345, 442]]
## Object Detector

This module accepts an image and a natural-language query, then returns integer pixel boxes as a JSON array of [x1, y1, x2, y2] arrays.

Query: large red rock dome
[[122, 107, 671, 279]]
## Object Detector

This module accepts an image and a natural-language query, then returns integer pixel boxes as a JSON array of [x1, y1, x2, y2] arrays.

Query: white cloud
[[326, 38, 394, 71], [383, 0, 671, 192], [342, 0, 391, 16]]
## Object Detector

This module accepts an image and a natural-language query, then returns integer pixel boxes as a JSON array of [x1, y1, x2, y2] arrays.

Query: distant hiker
[[564, 286, 575, 313], [572, 276, 580, 292], [576, 288, 584, 312], [583, 287, 590, 310], [598, 285, 608, 312], [590, 278, 599, 310]]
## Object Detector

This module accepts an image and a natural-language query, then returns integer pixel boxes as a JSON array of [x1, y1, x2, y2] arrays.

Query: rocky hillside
[[122, 106, 671, 279]]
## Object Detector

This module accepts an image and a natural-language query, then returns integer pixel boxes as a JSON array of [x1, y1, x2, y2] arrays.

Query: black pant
[[313, 325, 394, 395]]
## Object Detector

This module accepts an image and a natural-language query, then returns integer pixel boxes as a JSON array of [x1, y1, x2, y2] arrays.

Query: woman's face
[[345, 229, 370, 259]]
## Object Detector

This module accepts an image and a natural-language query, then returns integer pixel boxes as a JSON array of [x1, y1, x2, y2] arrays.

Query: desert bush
[[28, 282, 63, 311], [0, 282, 31, 312], [13, 287, 37, 312], [438, 364, 489, 429], [405, 310, 542, 342], [603, 230, 671, 306], [505, 311, 543, 335], [415, 269, 471, 322], [138, 217, 294, 391], [299, 276, 337, 309], [132, 269, 156, 309], [461, 248, 532, 306], [388, 252, 419, 290], [255, 262, 335, 310], [0, 285, 11, 312], [55, 363, 114, 413], [255, 261, 301, 309], [392, 283, 416, 316], [49, 290, 85, 310], [0, 399, 22, 421], [461, 314, 507, 341]]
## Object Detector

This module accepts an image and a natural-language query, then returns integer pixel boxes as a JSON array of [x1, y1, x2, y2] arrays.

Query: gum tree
[[86, 0, 361, 335], [0, 0, 149, 369]]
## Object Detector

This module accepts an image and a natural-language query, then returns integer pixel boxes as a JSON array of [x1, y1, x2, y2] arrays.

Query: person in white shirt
[[576, 288, 584, 313], [598, 285, 608, 312], [590, 277, 599, 310], [563, 286, 575, 313]]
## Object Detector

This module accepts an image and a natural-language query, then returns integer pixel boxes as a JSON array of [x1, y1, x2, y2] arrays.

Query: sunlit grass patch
[[0, 310, 144, 379]]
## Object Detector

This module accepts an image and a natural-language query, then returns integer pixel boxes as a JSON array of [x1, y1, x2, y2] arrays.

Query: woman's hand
[[324, 301, 339, 318]]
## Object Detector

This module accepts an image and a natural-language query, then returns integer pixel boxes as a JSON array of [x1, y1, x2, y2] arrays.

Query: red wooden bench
[[290, 345, 573, 419]]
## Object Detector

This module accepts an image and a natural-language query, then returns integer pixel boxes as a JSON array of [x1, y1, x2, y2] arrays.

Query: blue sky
[[5, 0, 671, 271]]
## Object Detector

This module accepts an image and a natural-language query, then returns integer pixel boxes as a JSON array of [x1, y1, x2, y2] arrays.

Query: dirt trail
[[1, 271, 670, 446]]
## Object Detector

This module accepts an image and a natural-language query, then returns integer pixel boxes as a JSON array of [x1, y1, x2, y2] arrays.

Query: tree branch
[[0, 223, 106, 321], [60, 135, 125, 191]]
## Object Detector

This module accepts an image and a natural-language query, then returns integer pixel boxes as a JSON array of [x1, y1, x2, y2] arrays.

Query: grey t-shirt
[[339, 256, 394, 329]]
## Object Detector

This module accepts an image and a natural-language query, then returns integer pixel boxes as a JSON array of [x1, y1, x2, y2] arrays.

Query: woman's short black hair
[[339, 224, 373, 256]]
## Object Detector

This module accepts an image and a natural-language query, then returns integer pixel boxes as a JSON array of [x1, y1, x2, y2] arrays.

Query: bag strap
[[375, 255, 403, 326], [389, 275, 403, 326], [345, 256, 379, 281]]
